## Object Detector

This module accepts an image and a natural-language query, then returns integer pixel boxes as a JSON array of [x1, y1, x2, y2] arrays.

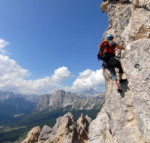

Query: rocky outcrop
[[22, 126, 41, 143], [36, 90, 104, 111], [39, 113, 91, 143], [76, 114, 91, 143], [88, 0, 150, 143], [38, 125, 52, 141], [23, 113, 91, 143]]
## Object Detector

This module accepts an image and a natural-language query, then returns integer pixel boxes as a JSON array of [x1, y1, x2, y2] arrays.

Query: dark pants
[[103, 57, 123, 81]]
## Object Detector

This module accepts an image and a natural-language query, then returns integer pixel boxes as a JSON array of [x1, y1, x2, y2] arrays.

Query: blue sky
[[0, 0, 108, 94]]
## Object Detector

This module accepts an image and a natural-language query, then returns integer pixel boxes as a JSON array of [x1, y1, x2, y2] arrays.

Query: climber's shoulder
[[108, 40, 117, 48]]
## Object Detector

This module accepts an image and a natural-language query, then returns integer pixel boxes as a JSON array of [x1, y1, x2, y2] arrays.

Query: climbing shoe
[[119, 79, 127, 83], [117, 89, 122, 93]]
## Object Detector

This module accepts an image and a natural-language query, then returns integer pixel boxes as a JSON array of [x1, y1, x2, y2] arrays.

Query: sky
[[0, 0, 108, 95]]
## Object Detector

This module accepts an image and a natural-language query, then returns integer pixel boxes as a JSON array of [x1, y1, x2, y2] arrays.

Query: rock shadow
[[119, 80, 129, 98]]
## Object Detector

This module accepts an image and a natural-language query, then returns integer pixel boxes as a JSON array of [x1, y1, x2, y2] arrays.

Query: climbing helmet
[[106, 34, 114, 40]]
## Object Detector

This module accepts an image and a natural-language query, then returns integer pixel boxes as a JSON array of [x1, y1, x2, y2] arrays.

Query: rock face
[[88, 0, 150, 143], [36, 90, 104, 111]]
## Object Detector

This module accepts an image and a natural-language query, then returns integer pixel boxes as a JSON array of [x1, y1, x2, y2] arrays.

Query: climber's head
[[106, 34, 114, 40]]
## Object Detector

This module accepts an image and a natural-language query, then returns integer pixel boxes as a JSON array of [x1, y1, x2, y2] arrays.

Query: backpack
[[97, 40, 114, 61]]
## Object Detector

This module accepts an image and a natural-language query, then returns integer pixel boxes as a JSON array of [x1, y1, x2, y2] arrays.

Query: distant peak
[[52, 89, 66, 94], [83, 88, 99, 94]]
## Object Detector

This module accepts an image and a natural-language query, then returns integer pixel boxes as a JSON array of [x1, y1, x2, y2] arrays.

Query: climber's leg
[[113, 80, 119, 89], [110, 57, 127, 83], [107, 66, 117, 81], [107, 67, 122, 93]]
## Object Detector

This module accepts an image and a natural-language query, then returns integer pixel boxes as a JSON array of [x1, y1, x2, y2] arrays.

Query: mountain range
[[0, 89, 104, 143], [36, 89, 104, 111], [0, 89, 104, 125]]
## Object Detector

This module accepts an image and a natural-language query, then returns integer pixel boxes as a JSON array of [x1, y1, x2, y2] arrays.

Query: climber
[[98, 34, 127, 93]]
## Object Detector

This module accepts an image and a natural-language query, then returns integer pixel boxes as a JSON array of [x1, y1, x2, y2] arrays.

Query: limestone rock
[[21, 126, 41, 143], [47, 112, 75, 143], [36, 113, 91, 143], [132, 0, 150, 9], [38, 125, 52, 141], [122, 8, 150, 43], [76, 114, 92, 143], [122, 39, 150, 140], [88, 1, 150, 143]]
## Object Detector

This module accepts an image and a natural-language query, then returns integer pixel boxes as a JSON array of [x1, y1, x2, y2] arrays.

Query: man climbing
[[98, 34, 127, 93]]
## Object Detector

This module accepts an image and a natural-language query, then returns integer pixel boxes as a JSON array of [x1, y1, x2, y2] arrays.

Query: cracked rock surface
[[88, 0, 150, 143]]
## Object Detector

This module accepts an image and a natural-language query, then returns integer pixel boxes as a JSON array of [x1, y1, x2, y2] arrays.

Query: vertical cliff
[[88, 0, 150, 143]]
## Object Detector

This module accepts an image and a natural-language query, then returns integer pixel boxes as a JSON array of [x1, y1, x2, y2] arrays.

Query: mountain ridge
[[36, 89, 104, 111]]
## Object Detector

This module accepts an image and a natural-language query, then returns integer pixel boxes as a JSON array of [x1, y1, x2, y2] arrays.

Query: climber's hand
[[117, 44, 123, 50]]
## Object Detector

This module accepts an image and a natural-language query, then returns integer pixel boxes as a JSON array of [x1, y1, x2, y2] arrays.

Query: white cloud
[[0, 39, 9, 49], [0, 38, 105, 94], [19, 67, 71, 94], [0, 58, 71, 94], [71, 69, 105, 91], [0, 39, 72, 94], [0, 55, 28, 80], [0, 39, 9, 54], [52, 67, 71, 82]]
